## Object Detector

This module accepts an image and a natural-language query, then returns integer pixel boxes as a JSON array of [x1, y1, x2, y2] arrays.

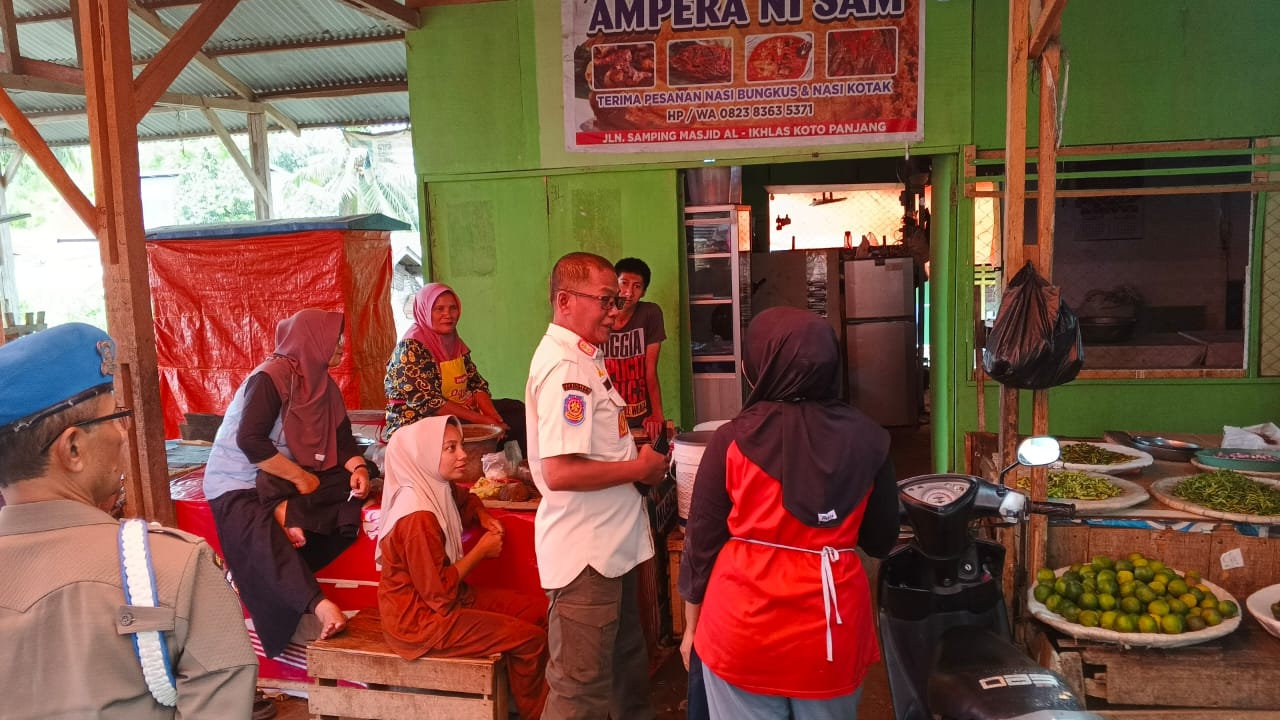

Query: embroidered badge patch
[[618, 410, 627, 438], [577, 339, 597, 357], [562, 382, 592, 395], [96, 339, 117, 376], [563, 393, 586, 426]]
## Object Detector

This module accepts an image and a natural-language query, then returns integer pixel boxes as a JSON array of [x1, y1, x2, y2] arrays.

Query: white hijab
[[376, 416, 465, 568]]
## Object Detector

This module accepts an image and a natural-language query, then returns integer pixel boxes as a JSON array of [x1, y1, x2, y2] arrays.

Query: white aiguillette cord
[[118, 518, 179, 707]]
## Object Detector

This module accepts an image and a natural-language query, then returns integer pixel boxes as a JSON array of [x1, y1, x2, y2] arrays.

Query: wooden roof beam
[[0, 70, 297, 117], [336, 0, 420, 31], [133, 32, 404, 63], [133, 0, 239, 122], [1029, 0, 1067, 59], [0, 87, 95, 229], [254, 79, 407, 100], [127, 1, 298, 135], [0, 0, 20, 74]]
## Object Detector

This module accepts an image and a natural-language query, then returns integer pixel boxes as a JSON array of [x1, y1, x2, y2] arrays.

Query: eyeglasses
[[41, 406, 133, 453], [562, 289, 626, 311]]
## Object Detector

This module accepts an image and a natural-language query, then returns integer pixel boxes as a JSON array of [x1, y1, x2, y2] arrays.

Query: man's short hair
[[550, 252, 615, 303], [0, 395, 102, 488], [614, 257, 652, 289]]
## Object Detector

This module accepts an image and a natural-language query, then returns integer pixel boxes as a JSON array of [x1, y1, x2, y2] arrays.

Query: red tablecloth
[[170, 470, 545, 683]]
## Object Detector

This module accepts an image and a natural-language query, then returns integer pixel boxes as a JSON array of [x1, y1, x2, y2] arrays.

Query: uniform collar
[[0, 498, 117, 536], [546, 323, 599, 359]]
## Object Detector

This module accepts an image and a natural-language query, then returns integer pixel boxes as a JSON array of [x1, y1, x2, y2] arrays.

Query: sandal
[[252, 693, 277, 720]]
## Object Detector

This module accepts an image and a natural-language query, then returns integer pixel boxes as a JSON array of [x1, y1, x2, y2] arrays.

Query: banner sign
[[562, 0, 923, 152]]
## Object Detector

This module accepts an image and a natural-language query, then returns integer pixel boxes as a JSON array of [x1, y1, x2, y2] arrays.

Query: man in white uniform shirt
[[526, 251, 669, 720]]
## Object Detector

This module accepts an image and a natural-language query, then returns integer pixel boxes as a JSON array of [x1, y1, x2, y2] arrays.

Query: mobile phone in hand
[[651, 431, 670, 455]]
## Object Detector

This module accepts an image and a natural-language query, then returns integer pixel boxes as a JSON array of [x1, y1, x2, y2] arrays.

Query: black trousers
[[209, 488, 355, 657]]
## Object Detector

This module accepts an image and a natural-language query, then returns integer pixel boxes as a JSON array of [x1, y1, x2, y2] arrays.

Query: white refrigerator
[[842, 257, 920, 427]]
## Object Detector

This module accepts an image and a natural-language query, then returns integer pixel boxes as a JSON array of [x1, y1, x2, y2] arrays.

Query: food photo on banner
[[562, 0, 923, 152]]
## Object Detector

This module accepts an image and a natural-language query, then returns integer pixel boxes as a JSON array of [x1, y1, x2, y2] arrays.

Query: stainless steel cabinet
[[685, 204, 751, 425]]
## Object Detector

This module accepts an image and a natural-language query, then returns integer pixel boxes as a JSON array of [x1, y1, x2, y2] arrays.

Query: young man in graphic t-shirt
[[603, 257, 667, 441]]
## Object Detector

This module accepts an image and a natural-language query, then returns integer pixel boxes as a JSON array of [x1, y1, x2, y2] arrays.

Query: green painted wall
[[973, 1, 1280, 148], [424, 171, 687, 424], [410, 0, 1280, 470]]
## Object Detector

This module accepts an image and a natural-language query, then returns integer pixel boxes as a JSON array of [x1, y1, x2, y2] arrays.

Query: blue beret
[[0, 323, 116, 429]]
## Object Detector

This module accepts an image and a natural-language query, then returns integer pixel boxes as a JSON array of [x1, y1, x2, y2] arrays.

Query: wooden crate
[[667, 529, 685, 636], [1029, 621, 1280, 714], [307, 610, 508, 720]]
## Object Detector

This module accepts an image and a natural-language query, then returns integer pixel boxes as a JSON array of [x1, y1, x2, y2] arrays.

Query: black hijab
[[735, 307, 889, 528]]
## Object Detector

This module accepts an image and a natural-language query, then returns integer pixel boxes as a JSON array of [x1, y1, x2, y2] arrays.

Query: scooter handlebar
[[1027, 500, 1076, 518]]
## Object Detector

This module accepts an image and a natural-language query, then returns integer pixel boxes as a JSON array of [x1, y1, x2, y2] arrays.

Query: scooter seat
[[927, 625, 1096, 719]]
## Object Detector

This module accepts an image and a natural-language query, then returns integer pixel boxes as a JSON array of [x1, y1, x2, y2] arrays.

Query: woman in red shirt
[[678, 307, 899, 719], [376, 415, 548, 719]]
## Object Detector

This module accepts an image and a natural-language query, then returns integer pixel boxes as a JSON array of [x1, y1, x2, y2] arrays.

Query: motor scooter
[[877, 436, 1104, 720]]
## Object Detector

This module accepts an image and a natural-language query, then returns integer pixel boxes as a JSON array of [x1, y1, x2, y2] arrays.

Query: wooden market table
[[969, 431, 1280, 716]]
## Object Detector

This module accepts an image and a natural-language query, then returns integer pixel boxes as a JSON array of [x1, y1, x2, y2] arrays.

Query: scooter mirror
[[1016, 435, 1061, 467]]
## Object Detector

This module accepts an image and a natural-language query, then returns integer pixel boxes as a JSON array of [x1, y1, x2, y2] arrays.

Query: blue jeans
[[701, 661, 863, 720]]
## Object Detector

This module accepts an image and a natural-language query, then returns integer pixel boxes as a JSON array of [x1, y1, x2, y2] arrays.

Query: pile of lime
[[1032, 553, 1239, 635]]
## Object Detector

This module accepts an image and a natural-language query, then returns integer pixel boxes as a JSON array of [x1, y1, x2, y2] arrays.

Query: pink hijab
[[255, 308, 347, 471], [404, 283, 470, 361]]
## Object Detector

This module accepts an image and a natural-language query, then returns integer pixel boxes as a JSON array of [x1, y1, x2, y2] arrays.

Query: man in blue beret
[[0, 323, 259, 719]]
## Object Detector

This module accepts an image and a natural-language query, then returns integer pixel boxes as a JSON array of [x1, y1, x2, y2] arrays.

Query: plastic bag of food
[[482, 451, 511, 480], [982, 261, 1084, 389]]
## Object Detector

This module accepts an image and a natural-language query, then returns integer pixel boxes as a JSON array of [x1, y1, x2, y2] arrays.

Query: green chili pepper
[[1173, 470, 1280, 515]]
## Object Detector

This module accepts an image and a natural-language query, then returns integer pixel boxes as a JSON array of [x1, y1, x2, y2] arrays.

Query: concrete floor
[[267, 425, 932, 719]]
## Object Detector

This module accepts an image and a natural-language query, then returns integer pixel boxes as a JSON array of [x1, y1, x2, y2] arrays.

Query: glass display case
[[685, 205, 751, 424]]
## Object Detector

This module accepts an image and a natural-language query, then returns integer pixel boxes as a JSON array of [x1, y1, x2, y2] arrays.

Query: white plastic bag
[[1222, 422, 1280, 448], [482, 451, 511, 480]]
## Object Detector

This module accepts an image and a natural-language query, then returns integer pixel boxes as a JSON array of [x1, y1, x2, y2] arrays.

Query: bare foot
[[273, 501, 306, 548], [314, 599, 347, 640]]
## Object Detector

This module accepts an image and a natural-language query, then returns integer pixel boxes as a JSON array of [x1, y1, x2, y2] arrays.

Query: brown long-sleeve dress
[[377, 486, 548, 720]]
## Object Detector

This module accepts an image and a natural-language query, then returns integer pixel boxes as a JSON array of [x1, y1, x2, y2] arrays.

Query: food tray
[[1028, 567, 1241, 648], [1012, 470, 1149, 513], [1190, 456, 1280, 479], [1193, 447, 1280, 473], [1148, 475, 1280, 524], [481, 498, 540, 511], [1244, 583, 1280, 640], [1058, 441, 1153, 475]]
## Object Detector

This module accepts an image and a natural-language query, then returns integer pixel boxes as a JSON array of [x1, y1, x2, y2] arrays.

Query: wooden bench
[[307, 610, 509, 720]]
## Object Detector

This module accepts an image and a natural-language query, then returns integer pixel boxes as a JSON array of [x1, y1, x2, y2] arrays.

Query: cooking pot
[[461, 424, 504, 482], [1079, 316, 1135, 344]]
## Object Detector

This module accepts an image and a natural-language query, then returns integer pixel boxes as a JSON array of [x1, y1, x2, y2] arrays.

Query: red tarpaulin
[[147, 218, 401, 438]]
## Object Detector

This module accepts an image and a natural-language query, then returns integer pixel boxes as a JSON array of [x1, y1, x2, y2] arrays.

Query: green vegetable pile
[[1173, 470, 1280, 516], [1061, 443, 1132, 466], [1015, 470, 1123, 500]]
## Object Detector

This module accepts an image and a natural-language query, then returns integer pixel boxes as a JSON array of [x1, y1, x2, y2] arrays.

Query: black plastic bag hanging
[[982, 261, 1084, 390]]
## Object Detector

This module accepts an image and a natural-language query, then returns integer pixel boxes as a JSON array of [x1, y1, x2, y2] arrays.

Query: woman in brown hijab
[[678, 307, 900, 720], [203, 309, 371, 658]]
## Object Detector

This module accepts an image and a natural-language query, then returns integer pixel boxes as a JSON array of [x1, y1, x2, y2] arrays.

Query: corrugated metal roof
[[1, 0, 413, 145]]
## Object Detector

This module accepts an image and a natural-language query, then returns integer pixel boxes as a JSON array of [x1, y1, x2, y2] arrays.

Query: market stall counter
[[171, 469, 674, 688], [966, 431, 1280, 716]]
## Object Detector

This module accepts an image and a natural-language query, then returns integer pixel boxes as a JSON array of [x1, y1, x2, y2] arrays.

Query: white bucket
[[672, 431, 717, 520]]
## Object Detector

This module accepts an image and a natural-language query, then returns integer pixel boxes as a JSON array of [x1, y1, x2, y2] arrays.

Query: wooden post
[[0, 150, 22, 315], [248, 112, 273, 219], [1027, 42, 1062, 579], [79, 0, 173, 525]]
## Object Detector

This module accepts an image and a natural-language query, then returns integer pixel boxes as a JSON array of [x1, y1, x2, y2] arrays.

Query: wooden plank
[[79, 0, 174, 525], [337, 0, 422, 31], [1036, 43, 1060, 276], [0, 88, 95, 229], [248, 112, 271, 219], [309, 685, 499, 720], [1028, 0, 1066, 59], [254, 79, 408, 101], [1205, 533, 1280, 600], [667, 529, 685, 636], [201, 108, 270, 203], [1098, 711, 1280, 720], [0, 0, 18, 74], [974, 139, 1252, 160], [132, 0, 239, 121], [971, 182, 1280, 199]]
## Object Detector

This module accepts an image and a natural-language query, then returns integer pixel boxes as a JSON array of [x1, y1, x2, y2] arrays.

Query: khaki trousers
[[543, 566, 654, 720]]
